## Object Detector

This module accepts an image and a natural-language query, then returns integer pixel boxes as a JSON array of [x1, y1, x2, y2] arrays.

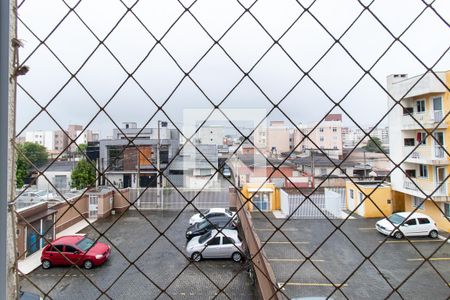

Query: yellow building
[[241, 183, 280, 212], [345, 181, 393, 218], [388, 71, 450, 232]]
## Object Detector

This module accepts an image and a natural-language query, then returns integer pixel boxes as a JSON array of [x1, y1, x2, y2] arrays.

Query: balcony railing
[[403, 145, 447, 162], [403, 177, 448, 196], [402, 111, 446, 129]]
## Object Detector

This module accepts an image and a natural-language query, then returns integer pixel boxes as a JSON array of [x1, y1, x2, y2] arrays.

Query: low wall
[[233, 189, 282, 300]]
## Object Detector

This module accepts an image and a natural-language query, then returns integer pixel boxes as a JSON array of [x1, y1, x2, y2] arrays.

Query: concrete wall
[[404, 194, 450, 232], [346, 181, 393, 218]]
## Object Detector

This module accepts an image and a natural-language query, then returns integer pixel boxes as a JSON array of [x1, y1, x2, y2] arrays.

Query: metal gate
[[88, 195, 98, 219], [129, 188, 230, 210]]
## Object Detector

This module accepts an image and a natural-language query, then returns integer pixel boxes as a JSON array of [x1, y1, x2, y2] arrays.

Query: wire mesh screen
[[8, 0, 450, 299]]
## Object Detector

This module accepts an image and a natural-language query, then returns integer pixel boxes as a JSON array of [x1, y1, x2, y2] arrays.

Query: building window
[[444, 203, 450, 218], [320, 136, 324, 142], [406, 169, 416, 178], [416, 100, 425, 113], [319, 128, 324, 132], [332, 127, 337, 132], [403, 107, 414, 115], [404, 138, 415, 146], [419, 165, 428, 178], [320, 168, 327, 175], [349, 189, 354, 199], [412, 196, 424, 210], [417, 132, 426, 145]]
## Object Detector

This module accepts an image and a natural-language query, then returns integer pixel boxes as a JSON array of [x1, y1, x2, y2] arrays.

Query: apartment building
[[99, 122, 180, 188], [24, 131, 55, 151], [293, 114, 343, 158], [343, 126, 389, 148], [196, 125, 225, 145], [254, 121, 291, 155], [388, 71, 450, 231]]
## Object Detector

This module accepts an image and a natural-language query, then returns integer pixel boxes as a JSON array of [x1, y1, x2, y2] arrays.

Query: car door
[[63, 245, 82, 265], [203, 236, 221, 258], [47, 245, 65, 265], [417, 217, 433, 235], [401, 218, 419, 236], [220, 236, 236, 258]]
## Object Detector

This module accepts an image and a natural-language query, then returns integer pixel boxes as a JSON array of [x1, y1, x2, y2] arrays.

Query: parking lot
[[20, 210, 256, 299], [252, 212, 450, 300]]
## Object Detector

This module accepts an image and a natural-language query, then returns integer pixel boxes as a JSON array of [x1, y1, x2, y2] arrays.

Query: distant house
[[168, 144, 219, 189], [36, 161, 76, 193], [235, 154, 312, 188]]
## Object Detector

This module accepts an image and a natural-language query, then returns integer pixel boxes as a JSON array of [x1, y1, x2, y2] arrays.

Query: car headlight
[[95, 254, 103, 259], [187, 231, 192, 235]]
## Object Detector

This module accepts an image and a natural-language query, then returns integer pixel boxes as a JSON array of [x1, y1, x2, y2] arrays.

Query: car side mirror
[[402, 224, 409, 227], [74, 251, 80, 254]]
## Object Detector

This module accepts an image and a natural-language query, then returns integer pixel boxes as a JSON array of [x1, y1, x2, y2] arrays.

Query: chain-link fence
[[3, 0, 450, 299]]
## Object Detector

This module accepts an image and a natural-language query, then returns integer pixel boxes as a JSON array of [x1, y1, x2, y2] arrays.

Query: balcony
[[402, 111, 447, 130], [403, 145, 449, 165], [403, 177, 448, 198]]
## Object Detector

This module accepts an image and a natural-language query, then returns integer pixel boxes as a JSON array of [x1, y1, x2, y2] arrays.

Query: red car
[[41, 235, 111, 270]]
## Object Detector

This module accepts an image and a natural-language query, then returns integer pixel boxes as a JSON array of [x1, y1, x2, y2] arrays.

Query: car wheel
[[42, 260, 51, 269], [83, 260, 93, 270], [429, 230, 439, 239], [191, 252, 202, 262], [232, 252, 242, 262], [394, 231, 403, 239]]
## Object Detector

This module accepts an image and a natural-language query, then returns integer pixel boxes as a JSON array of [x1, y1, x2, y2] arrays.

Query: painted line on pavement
[[278, 282, 348, 287], [262, 241, 309, 245], [268, 258, 325, 262], [407, 257, 450, 261], [358, 227, 376, 230], [255, 228, 297, 231], [379, 239, 444, 244]]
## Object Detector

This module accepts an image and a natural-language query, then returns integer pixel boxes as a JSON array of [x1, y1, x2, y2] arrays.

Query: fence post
[[1, 0, 18, 299]]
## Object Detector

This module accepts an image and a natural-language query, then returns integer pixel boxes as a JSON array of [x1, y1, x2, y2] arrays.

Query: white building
[[388, 71, 450, 232], [196, 125, 225, 145], [25, 131, 55, 151]]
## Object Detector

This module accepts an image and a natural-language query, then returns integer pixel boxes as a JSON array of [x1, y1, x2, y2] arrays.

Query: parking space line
[[262, 241, 310, 245], [278, 282, 348, 287], [379, 240, 444, 244], [358, 227, 376, 230], [255, 228, 297, 231], [268, 258, 325, 262], [407, 257, 450, 261]]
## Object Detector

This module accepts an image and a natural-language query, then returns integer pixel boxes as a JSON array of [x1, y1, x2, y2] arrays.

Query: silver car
[[18, 190, 55, 201], [186, 229, 244, 262]]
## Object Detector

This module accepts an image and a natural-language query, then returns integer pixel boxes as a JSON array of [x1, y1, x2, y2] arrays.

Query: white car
[[19, 190, 55, 202], [186, 229, 244, 262], [376, 212, 439, 239], [189, 208, 236, 225]]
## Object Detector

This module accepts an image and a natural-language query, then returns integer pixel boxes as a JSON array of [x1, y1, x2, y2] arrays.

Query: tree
[[364, 136, 385, 153], [76, 143, 87, 157], [16, 142, 48, 187], [71, 159, 96, 189]]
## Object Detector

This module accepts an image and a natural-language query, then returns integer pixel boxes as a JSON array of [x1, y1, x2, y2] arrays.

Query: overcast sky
[[16, 0, 450, 138]]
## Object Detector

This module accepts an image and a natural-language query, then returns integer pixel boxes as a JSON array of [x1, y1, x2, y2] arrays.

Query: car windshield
[[225, 209, 232, 215], [200, 209, 210, 218], [35, 191, 47, 196], [197, 220, 212, 230], [198, 231, 212, 244], [388, 214, 406, 225], [76, 237, 96, 252]]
